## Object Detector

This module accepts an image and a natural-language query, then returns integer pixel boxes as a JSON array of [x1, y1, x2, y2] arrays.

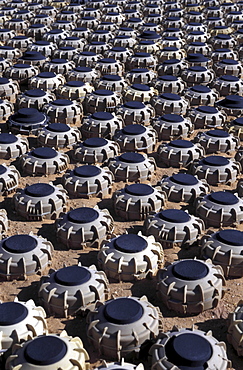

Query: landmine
[[81, 112, 124, 139], [181, 66, 215, 86], [7, 108, 49, 135], [0, 99, 14, 123], [39, 263, 109, 317], [96, 75, 128, 94], [42, 58, 76, 76], [0, 46, 21, 62], [17, 88, 56, 110], [214, 58, 243, 77], [216, 95, 243, 117], [115, 101, 155, 126], [27, 41, 56, 58], [152, 114, 193, 141], [5, 332, 90, 370], [125, 68, 156, 85], [57, 80, 94, 102], [228, 301, 243, 356], [95, 58, 124, 76], [107, 152, 156, 182], [84, 89, 122, 114], [157, 58, 188, 76], [67, 66, 100, 84], [13, 182, 67, 221], [37, 122, 81, 149], [157, 259, 225, 314], [144, 209, 204, 247], [184, 85, 219, 106], [226, 117, 243, 140], [4, 63, 39, 85], [0, 299, 47, 355], [73, 137, 120, 164], [188, 105, 227, 128], [123, 83, 157, 103], [150, 327, 230, 370], [43, 99, 83, 125], [62, 164, 113, 198], [87, 296, 162, 360], [191, 155, 241, 185], [73, 51, 101, 68], [98, 233, 164, 281], [0, 78, 19, 103], [113, 124, 157, 153], [194, 129, 239, 154], [157, 139, 205, 168], [159, 173, 210, 202], [213, 75, 243, 96], [56, 206, 114, 249], [196, 191, 243, 227], [113, 183, 166, 221], [0, 233, 53, 280], [152, 75, 186, 94], [29, 71, 66, 92], [201, 229, 243, 278], [0, 163, 20, 194], [151, 92, 189, 115]]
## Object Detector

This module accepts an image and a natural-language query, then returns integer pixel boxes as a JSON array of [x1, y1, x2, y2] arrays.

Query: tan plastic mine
[[157, 259, 225, 314], [228, 301, 243, 356], [0, 164, 20, 194], [87, 296, 163, 360], [39, 263, 109, 317], [5, 331, 90, 370]]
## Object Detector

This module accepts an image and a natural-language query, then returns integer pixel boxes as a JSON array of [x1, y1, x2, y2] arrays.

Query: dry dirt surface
[[0, 127, 243, 369]]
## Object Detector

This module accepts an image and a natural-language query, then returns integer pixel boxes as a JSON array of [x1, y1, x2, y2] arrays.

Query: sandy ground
[[0, 126, 243, 369]]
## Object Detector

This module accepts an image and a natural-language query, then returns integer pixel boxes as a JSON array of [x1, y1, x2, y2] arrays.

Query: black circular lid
[[0, 302, 28, 326], [158, 75, 178, 81], [0, 77, 9, 85], [94, 89, 113, 96], [24, 336, 67, 365], [234, 117, 243, 126], [216, 229, 243, 246], [170, 139, 194, 148], [120, 152, 145, 163], [25, 89, 46, 97], [197, 105, 218, 114], [14, 63, 31, 69], [131, 68, 149, 73], [189, 66, 207, 72], [104, 298, 144, 324], [66, 80, 84, 88], [218, 95, 243, 109], [221, 75, 239, 82], [32, 147, 57, 159], [74, 165, 101, 177], [209, 191, 239, 205], [84, 137, 108, 148], [172, 260, 209, 280], [21, 51, 45, 60], [171, 173, 198, 186], [191, 85, 211, 93], [25, 183, 55, 197], [165, 333, 212, 367], [114, 234, 148, 253], [125, 183, 154, 196], [52, 99, 73, 106], [186, 53, 209, 62], [38, 72, 56, 78], [132, 83, 150, 91], [102, 75, 121, 82], [74, 66, 92, 72], [159, 209, 190, 223], [162, 114, 184, 123], [161, 93, 181, 101], [3, 234, 37, 254], [54, 265, 91, 286], [207, 129, 229, 138], [47, 122, 70, 132], [0, 165, 6, 175], [124, 101, 145, 109], [68, 207, 99, 223], [122, 124, 146, 135], [202, 155, 229, 166], [0, 133, 17, 144], [221, 58, 238, 65], [13, 108, 45, 124], [91, 112, 113, 120], [163, 58, 180, 65]]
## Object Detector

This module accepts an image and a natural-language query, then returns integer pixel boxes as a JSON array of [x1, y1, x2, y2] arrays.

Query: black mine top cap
[[165, 333, 212, 368], [172, 260, 209, 280], [68, 207, 99, 223], [54, 265, 91, 286], [202, 155, 229, 166], [124, 101, 145, 109], [24, 336, 67, 365], [25, 89, 46, 98], [92, 112, 113, 120], [216, 229, 243, 246], [0, 165, 6, 175], [207, 129, 229, 137], [197, 106, 218, 114], [159, 209, 191, 223], [104, 297, 144, 324], [162, 114, 184, 123], [114, 234, 148, 253], [48, 122, 70, 132], [84, 137, 108, 147], [120, 152, 145, 163], [25, 183, 55, 197], [0, 133, 17, 144], [0, 302, 28, 325], [208, 191, 239, 205], [122, 124, 146, 135], [32, 147, 57, 159], [125, 183, 154, 196], [171, 173, 198, 186], [3, 234, 37, 253], [74, 165, 101, 177], [170, 139, 194, 148]]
